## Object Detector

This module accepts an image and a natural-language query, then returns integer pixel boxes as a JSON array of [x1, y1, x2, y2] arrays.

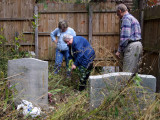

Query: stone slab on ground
[[89, 72, 156, 109]]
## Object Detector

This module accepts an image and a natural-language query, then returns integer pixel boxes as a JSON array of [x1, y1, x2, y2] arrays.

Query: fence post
[[139, 0, 144, 41], [89, 3, 93, 44], [158, 51, 160, 92], [34, 5, 39, 58]]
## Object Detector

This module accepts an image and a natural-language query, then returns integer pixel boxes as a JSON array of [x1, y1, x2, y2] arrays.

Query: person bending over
[[63, 34, 95, 91]]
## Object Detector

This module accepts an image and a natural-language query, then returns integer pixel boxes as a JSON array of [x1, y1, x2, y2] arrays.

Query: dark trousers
[[78, 63, 93, 90]]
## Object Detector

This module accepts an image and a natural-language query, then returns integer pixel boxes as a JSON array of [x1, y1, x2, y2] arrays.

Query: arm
[[118, 18, 131, 53], [50, 28, 59, 43], [73, 47, 83, 67], [73, 39, 85, 67], [72, 30, 76, 36]]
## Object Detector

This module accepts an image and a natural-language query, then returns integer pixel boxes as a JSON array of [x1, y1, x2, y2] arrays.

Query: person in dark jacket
[[63, 34, 95, 91]]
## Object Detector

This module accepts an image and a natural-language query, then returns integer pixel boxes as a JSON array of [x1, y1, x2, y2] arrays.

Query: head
[[116, 4, 128, 19], [58, 20, 68, 32], [63, 34, 73, 46]]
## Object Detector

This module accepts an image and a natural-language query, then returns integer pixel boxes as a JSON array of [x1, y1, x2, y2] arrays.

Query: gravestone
[[102, 66, 119, 74], [89, 72, 156, 110], [8, 58, 48, 109]]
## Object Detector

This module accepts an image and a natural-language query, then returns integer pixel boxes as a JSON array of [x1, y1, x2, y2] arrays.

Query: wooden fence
[[36, 2, 120, 67], [1, 0, 160, 91], [0, 0, 35, 51], [0, 0, 120, 67], [132, 5, 160, 92]]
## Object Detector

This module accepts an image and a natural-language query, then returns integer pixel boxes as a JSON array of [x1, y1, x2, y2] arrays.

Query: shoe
[[78, 86, 86, 91]]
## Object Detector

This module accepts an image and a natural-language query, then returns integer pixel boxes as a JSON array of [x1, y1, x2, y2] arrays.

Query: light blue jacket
[[50, 27, 76, 51]]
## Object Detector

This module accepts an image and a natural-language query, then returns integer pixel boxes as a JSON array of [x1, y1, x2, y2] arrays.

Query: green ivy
[[133, 73, 142, 86]]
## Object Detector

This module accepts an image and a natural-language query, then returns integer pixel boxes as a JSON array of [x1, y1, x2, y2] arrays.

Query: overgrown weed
[[47, 68, 160, 120], [0, 29, 35, 119], [45, 46, 160, 120], [0, 33, 160, 119]]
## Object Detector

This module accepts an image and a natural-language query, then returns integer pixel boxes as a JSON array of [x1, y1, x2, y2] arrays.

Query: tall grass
[[0, 32, 160, 120], [46, 44, 160, 120], [0, 29, 33, 119], [47, 70, 160, 120]]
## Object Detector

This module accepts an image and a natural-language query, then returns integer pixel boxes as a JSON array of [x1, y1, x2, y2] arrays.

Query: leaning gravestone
[[8, 58, 48, 109], [89, 72, 156, 110]]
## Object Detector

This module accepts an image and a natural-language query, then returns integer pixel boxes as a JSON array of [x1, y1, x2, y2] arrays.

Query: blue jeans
[[54, 49, 69, 74]]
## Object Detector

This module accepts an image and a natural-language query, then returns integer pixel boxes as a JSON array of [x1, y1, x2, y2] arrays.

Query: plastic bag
[[17, 100, 41, 118]]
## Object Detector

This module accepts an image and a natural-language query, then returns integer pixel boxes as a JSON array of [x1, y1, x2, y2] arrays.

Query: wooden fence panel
[[37, 2, 120, 65], [143, 20, 160, 51], [132, 6, 160, 52], [90, 2, 119, 66], [0, 21, 33, 43], [158, 20, 160, 49], [0, 0, 35, 52], [132, 5, 160, 92], [38, 3, 91, 60], [0, 1, 120, 66]]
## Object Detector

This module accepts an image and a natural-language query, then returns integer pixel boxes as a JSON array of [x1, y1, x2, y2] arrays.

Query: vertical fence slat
[[158, 52, 160, 92], [34, 5, 38, 58], [89, 4, 93, 44]]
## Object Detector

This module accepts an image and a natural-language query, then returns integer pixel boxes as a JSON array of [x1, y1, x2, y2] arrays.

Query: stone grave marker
[[8, 58, 48, 109], [89, 72, 156, 110], [102, 66, 119, 74]]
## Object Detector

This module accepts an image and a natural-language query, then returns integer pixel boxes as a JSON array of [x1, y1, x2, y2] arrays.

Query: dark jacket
[[70, 36, 95, 68]]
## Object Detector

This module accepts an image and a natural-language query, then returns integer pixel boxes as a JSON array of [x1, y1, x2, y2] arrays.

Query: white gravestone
[[8, 58, 48, 109], [89, 72, 156, 110]]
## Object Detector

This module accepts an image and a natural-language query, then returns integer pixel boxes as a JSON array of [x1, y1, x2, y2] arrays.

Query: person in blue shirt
[[50, 20, 76, 74], [63, 34, 95, 91]]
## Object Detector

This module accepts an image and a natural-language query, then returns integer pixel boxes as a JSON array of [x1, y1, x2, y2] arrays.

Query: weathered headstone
[[102, 66, 119, 74], [89, 72, 156, 109], [8, 58, 48, 109]]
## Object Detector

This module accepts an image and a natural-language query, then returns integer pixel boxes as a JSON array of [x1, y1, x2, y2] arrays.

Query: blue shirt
[[71, 36, 95, 68], [118, 13, 141, 52], [50, 27, 76, 51]]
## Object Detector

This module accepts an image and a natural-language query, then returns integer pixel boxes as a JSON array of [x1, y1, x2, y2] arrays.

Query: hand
[[116, 51, 121, 58], [54, 39, 57, 44], [71, 64, 76, 70]]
